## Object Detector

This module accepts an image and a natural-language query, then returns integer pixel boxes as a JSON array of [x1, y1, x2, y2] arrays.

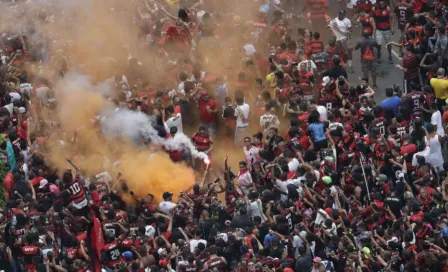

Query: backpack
[[362, 44, 375, 61]]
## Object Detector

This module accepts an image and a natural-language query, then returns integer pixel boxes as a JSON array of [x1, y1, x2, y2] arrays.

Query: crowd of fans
[[2, 0, 448, 271]]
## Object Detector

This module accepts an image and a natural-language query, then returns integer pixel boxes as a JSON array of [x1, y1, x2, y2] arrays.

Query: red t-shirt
[[198, 98, 218, 124], [443, 111, 448, 124], [278, 52, 298, 62], [3, 172, 14, 195], [31, 176, 44, 187]]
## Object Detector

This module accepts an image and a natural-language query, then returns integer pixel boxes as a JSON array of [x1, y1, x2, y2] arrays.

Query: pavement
[[348, 25, 404, 104]]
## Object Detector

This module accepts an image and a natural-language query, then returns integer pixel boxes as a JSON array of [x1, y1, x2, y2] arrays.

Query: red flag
[[91, 210, 104, 271]]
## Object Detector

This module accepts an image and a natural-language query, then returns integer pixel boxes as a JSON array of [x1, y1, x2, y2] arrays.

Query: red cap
[[325, 208, 333, 216], [284, 269, 294, 272]]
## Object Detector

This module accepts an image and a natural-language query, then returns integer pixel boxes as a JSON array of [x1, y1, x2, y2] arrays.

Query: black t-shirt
[[222, 106, 237, 120], [200, 218, 215, 240], [269, 246, 284, 258], [13, 182, 31, 199], [231, 214, 253, 229], [322, 66, 348, 79], [257, 223, 270, 242], [385, 196, 402, 218]]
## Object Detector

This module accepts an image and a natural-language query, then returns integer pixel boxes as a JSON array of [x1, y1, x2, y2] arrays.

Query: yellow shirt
[[266, 72, 276, 97], [430, 78, 448, 99]]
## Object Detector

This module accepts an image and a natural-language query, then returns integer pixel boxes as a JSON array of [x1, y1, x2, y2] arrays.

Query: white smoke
[[99, 108, 208, 160]]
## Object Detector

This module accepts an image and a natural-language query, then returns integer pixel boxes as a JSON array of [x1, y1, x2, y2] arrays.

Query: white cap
[[39, 179, 48, 189], [322, 76, 330, 86], [19, 107, 25, 114]]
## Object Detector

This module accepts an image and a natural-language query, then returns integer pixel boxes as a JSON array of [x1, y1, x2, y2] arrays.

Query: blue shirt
[[215, 84, 228, 105], [263, 233, 278, 248], [381, 96, 401, 116], [308, 122, 326, 142]]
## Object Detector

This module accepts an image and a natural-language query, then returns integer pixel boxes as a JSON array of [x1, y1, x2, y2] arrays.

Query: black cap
[[163, 192, 173, 200]]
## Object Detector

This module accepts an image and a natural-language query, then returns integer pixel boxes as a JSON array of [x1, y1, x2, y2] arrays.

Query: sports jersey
[[373, 7, 391, 31], [296, 70, 314, 96], [395, 2, 412, 31], [102, 240, 122, 268], [408, 90, 425, 118], [21, 245, 42, 271], [64, 176, 87, 209], [371, 117, 387, 135]]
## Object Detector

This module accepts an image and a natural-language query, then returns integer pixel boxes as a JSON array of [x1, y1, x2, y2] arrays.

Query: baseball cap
[[362, 247, 371, 258], [324, 156, 335, 164], [19, 107, 26, 114], [122, 251, 133, 261], [404, 191, 413, 201], [39, 179, 48, 189], [322, 176, 332, 185], [162, 192, 173, 200], [322, 76, 331, 86], [313, 257, 322, 263]]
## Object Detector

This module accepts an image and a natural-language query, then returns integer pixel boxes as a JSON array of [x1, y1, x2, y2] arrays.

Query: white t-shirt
[[317, 106, 328, 121], [298, 60, 317, 74], [4, 103, 13, 116], [158, 201, 177, 215], [243, 44, 256, 56], [165, 113, 183, 133], [275, 177, 302, 201], [329, 18, 352, 41], [217, 232, 228, 242], [260, 114, 280, 129], [234, 103, 250, 127], [190, 239, 207, 253], [431, 110, 445, 136], [243, 146, 259, 166], [248, 199, 264, 222], [178, 81, 185, 93], [287, 158, 300, 172], [238, 171, 253, 187], [145, 225, 156, 238]]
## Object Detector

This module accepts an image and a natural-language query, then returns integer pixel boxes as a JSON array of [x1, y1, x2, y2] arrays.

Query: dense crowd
[[2, 0, 448, 271]]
